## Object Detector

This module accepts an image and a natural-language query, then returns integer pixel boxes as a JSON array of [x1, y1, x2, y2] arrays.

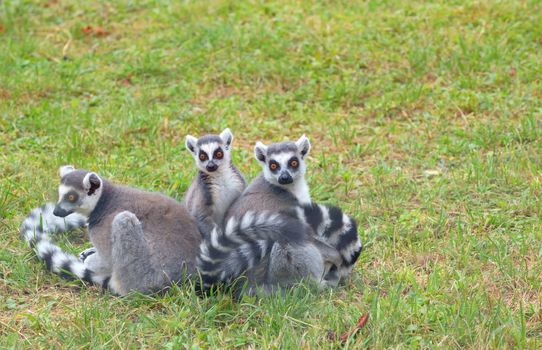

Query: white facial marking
[[58, 184, 73, 203], [200, 142, 220, 158]]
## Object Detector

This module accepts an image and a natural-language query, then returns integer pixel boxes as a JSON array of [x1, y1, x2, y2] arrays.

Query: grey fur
[[267, 142, 298, 156], [22, 167, 202, 295], [197, 135, 222, 146], [184, 128, 246, 238], [226, 174, 298, 215]]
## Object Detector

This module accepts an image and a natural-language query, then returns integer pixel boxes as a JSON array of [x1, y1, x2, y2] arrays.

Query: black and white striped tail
[[20, 203, 110, 289], [290, 203, 362, 280], [196, 211, 306, 290]]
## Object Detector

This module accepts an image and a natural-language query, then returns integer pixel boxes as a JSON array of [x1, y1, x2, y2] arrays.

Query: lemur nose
[[53, 205, 72, 217], [206, 162, 218, 172], [278, 172, 293, 185]]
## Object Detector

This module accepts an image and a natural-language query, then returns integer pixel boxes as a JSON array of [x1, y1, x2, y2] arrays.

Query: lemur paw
[[79, 247, 96, 261]]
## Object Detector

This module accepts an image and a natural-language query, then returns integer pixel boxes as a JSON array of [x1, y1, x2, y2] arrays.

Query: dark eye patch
[[269, 160, 280, 172], [289, 157, 300, 169], [64, 191, 79, 203], [199, 151, 208, 161], [213, 147, 224, 160]]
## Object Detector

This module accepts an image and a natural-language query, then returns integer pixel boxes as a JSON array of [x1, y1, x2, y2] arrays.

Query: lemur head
[[53, 165, 104, 217], [254, 135, 311, 186], [185, 128, 233, 175]]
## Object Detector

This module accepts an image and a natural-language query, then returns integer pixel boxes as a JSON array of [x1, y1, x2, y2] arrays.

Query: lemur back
[[225, 174, 297, 218], [184, 128, 246, 237], [85, 180, 201, 278]]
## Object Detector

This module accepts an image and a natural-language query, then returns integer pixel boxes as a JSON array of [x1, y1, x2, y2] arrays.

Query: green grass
[[1, 0, 541, 348]]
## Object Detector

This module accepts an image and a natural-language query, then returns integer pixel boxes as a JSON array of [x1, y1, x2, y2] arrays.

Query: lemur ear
[[295, 134, 311, 158], [59, 165, 75, 178], [220, 128, 233, 150], [83, 172, 102, 196], [254, 141, 268, 164], [185, 135, 198, 155]]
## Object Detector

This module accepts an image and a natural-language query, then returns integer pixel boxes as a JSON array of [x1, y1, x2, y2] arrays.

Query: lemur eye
[[269, 162, 278, 171], [290, 159, 299, 168], [68, 194, 76, 202], [199, 152, 208, 161], [214, 150, 223, 159]]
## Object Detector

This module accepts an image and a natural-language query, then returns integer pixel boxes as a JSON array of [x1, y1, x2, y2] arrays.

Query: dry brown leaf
[[329, 313, 370, 344], [81, 25, 93, 34], [509, 67, 517, 78], [94, 26, 109, 37], [120, 73, 133, 86], [81, 25, 110, 37]]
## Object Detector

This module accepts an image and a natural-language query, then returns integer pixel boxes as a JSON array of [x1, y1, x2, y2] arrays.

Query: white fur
[[317, 205, 331, 237], [254, 141, 267, 164], [185, 135, 198, 154], [56, 184, 75, 214], [59, 165, 75, 178], [219, 128, 233, 150], [225, 217, 238, 237], [240, 211, 254, 230], [210, 229, 230, 253], [295, 135, 311, 158], [289, 178, 311, 204], [80, 173, 103, 216], [258, 240, 270, 258], [295, 207, 307, 225], [207, 164, 244, 223], [58, 184, 72, 199]]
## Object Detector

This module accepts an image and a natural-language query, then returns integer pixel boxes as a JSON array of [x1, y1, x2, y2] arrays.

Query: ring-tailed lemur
[[21, 165, 203, 295], [224, 135, 362, 284], [184, 128, 246, 238]]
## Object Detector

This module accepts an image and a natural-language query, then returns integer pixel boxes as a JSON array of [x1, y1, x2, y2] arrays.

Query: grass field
[[1, 0, 541, 348]]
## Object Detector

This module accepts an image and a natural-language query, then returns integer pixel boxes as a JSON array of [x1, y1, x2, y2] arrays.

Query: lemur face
[[53, 165, 103, 217], [185, 128, 233, 175], [254, 135, 311, 187]]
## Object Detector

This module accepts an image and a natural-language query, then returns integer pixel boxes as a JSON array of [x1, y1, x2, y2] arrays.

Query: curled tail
[[196, 211, 306, 289], [289, 203, 362, 279], [20, 203, 110, 289], [20, 203, 87, 246]]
